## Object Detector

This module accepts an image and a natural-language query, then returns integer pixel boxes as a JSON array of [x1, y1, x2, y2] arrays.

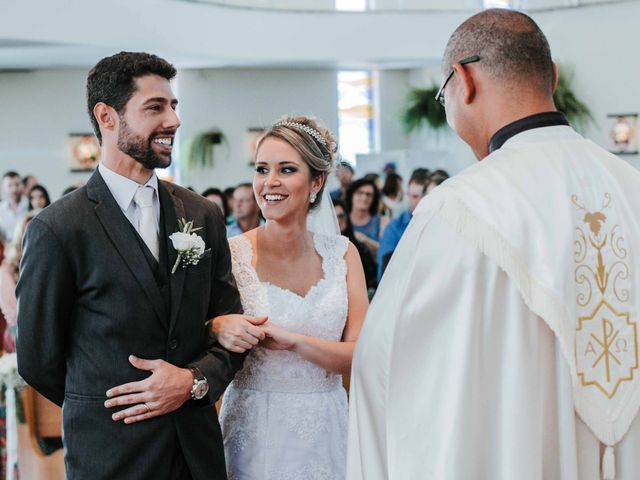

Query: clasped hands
[[211, 314, 298, 353], [105, 315, 294, 425]]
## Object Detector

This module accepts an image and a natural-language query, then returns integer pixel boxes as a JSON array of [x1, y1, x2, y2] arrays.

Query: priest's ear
[[451, 62, 476, 105], [93, 102, 117, 136], [551, 63, 559, 94]]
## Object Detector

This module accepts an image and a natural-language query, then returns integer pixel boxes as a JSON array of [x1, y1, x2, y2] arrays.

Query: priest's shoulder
[[412, 152, 515, 215], [442, 146, 529, 193]]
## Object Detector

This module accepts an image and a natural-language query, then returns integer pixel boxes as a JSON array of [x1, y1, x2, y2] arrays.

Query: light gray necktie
[[134, 186, 159, 261]]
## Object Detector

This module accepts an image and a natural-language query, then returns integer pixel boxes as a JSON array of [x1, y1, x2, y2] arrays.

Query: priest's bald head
[[439, 9, 558, 159]]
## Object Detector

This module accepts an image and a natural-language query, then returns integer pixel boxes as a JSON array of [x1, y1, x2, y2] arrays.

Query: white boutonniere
[[169, 218, 206, 274]]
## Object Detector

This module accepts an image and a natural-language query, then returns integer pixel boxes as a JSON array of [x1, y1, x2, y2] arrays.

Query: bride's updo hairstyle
[[257, 116, 337, 211]]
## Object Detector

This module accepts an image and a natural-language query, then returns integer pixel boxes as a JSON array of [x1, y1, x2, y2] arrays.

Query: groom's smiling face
[[116, 74, 180, 170]]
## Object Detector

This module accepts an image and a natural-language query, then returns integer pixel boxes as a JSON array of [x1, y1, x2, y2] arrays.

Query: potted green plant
[[553, 65, 595, 132], [183, 130, 225, 171], [401, 86, 447, 134]]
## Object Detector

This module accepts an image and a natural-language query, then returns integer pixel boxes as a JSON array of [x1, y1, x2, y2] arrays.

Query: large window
[[337, 71, 376, 166], [483, 0, 513, 8], [335, 0, 367, 11]]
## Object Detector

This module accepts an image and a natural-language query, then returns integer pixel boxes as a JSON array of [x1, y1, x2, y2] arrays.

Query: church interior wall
[[0, 0, 639, 199]]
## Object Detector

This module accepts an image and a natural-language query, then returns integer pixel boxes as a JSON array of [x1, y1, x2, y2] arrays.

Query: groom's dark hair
[[86, 51, 177, 144]]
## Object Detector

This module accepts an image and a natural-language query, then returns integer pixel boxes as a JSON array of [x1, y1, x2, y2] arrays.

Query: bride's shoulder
[[229, 227, 260, 248], [228, 233, 247, 247], [228, 233, 254, 264]]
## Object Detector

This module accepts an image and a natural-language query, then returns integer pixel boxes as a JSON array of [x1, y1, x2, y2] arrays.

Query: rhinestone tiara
[[273, 121, 327, 148]]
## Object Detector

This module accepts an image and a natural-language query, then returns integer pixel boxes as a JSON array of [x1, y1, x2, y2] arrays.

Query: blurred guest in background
[[362, 173, 383, 192], [346, 178, 388, 260], [377, 172, 430, 281], [22, 175, 39, 197], [333, 198, 377, 297], [411, 168, 431, 182], [383, 162, 397, 176], [201, 187, 229, 221], [330, 160, 354, 203], [0, 171, 28, 244], [28, 185, 51, 211], [427, 169, 450, 193], [223, 186, 236, 223], [227, 183, 263, 237], [380, 172, 405, 218], [0, 210, 37, 351]]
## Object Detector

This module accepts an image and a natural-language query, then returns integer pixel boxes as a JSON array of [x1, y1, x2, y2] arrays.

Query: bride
[[213, 117, 368, 479]]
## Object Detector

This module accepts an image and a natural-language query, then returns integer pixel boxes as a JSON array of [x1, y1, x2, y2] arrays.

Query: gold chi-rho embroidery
[[573, 194, 637, 399]]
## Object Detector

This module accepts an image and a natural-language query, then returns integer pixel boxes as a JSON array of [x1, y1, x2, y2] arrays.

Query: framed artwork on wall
[[246, 128, 266, 165], [68, 133, 101, 171], [607, 113, 638, 155]]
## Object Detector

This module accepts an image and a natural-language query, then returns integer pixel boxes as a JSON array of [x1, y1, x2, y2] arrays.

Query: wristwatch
[[188, 367, 209, 400]]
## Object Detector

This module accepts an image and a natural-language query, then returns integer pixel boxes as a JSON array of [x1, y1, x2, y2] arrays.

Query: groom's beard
[[117, 117, 173, 170]]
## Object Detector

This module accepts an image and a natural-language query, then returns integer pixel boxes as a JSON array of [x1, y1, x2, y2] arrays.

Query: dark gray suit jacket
[[16, 171, 244, 480]]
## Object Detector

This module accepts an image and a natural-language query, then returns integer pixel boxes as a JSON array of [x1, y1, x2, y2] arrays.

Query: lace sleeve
[[314, 233, 349, 259], [313, 233, 349, 282], [228, 235, 265, 315], [229, 236, 251, 269]]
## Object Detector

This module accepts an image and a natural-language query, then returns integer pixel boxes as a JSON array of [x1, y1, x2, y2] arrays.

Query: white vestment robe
[[347, 125, 640, 480]]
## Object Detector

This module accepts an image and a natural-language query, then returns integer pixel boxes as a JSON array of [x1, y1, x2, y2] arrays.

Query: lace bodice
[[228, 232, 349, 392], [221, 232, 351, 479]]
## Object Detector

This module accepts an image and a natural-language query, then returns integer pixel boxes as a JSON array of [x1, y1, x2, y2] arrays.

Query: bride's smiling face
[[254, 136, 323, 222]]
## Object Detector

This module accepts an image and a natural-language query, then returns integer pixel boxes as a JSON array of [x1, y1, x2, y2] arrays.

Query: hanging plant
[[402, 86, 448, 134], [183, 130, 225, 171], [553, 65, 595, 132]]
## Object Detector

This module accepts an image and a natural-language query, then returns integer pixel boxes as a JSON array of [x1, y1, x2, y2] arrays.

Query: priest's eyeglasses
[[435, 55, 481, 107]]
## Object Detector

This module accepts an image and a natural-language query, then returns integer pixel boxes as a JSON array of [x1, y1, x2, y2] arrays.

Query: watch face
[[193, 381, 209, 400]]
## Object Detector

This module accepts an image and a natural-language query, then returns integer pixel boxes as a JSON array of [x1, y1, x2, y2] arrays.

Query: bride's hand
[[260, 322, 299, 351], [210, 314, 268, 353]]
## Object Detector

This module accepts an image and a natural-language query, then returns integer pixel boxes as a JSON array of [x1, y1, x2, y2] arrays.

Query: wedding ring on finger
[[143, 403, 151, 414]]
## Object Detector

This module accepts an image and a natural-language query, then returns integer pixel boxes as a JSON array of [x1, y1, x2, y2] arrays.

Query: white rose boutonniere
[[169, 218, 206, 274]]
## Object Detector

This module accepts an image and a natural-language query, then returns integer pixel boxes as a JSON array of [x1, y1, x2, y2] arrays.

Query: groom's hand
[[104, 355, 192, 424], [211, 314, 268, 353]]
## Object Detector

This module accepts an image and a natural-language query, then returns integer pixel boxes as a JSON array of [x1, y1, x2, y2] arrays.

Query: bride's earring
[[309, 191, 317, 203]]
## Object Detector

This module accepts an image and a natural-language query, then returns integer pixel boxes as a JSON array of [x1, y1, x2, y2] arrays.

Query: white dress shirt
[[98, 163, 160, 233]]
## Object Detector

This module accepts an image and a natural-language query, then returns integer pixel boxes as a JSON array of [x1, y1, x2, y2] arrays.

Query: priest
[[347, 9, 640, 480]]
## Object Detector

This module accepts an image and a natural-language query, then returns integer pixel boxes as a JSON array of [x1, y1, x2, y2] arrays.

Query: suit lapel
[[159, 181, 186, 335], [87, 171, 167, 325]]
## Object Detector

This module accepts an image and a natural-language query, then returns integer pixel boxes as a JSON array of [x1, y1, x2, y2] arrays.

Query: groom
[[17, 52, 245, 479]]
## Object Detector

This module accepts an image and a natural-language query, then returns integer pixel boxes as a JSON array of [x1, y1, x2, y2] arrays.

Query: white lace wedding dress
[[219, 233, 350, 480]]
